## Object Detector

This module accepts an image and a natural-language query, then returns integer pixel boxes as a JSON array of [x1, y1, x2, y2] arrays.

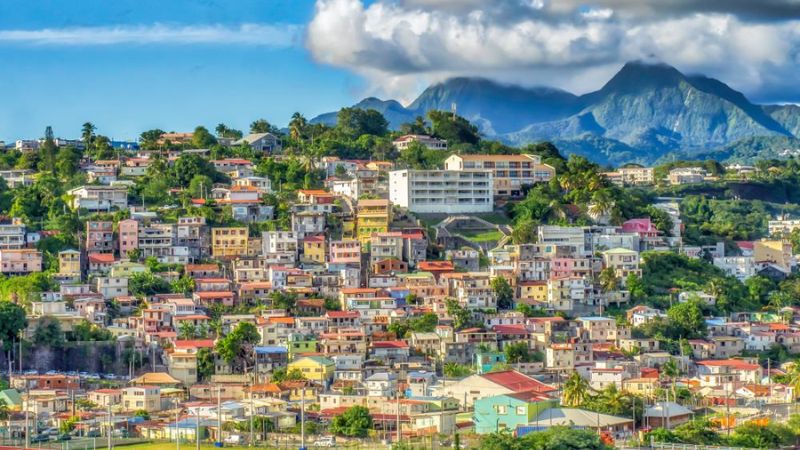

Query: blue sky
[[0, 0, 360, 142], [2, 0, 799, 142]]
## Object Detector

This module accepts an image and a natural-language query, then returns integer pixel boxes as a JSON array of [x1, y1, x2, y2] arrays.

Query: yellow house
[[622, 377, 659, 398], [357, 199, 392, 244], [302, 235, 326, 264], [58, 249, 81, 276], [211, 227, 248, 257], [754, 239, 793, 270], [519, 281, 547, 303], [287, 356, 335, 382]]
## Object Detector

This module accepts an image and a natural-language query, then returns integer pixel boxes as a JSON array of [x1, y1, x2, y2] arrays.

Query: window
[[496, 405, 507, 414]]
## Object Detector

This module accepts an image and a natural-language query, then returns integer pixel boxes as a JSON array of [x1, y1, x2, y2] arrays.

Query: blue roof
[[255, 346, 288, 354]]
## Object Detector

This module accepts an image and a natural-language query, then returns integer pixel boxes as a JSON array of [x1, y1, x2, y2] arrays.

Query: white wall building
[[388, 169, 493, 213]]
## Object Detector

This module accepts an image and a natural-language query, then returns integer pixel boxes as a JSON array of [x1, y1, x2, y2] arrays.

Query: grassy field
[[458, 229, 505, 242]]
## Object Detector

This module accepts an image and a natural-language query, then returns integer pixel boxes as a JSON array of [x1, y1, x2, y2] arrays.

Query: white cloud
[[306, 0, 800, 102], [0, 23, 302, 47]]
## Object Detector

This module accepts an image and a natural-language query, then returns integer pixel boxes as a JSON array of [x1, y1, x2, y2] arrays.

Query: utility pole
[[176, 399, 181, 450], [217, 385, 222, 446], [194, 408, 200, 450], [24, 386, 29, 448], [300, 389, 306, 450], [395, 389, 401, 444], [107, 402, 113, 450]]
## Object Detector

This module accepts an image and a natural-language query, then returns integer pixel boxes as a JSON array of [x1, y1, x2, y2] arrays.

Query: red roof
[[417, 261, 455, 271], [697, 359, 761, 370], [371, 341, 409, 349], [492, 324, 530, 335], [481, 370, 557, 393], [194, 291, 234, 298], [174, 339, 215, 349], [88, 253, 115, 264], [326, 311, 360, 319]]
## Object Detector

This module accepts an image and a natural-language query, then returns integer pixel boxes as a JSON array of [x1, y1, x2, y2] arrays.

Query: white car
[[313, 436, 336, 447]]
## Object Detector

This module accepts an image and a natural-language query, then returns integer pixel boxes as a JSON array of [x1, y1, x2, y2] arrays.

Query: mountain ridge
[[310, 61, 800, 164]]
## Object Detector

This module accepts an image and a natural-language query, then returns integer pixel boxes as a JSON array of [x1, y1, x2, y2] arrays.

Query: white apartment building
[[0, 223, 26, 249], [444, 154, 555, 198], [388, 169, 493, 214], [713, 256, 756, 281], [392, 134, 447, 150], [67, 185, 128, 211], [769, 217, 800, 236], [668, 167, 707, 185], [537, 225, 590, 256], [602, 167, 655, 186], [262, 231, 299, 263]]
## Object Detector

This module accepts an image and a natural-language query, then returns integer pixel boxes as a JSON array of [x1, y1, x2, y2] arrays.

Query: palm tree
[[662, 358, 681, 403], [599, 267, 619, 293], [81, 122, 96, 149], [289, 112, 308, 141], [562, 372, 591, 407], [215, 123, 229, 138]]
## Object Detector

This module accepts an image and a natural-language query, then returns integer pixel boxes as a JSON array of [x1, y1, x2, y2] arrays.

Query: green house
[[287, 333, 318, 359], [473, 391, 557, 434]]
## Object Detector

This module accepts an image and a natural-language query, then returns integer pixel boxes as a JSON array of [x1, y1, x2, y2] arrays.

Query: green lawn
[[476, 212, 512, 225], [458, 229, 505, 242]]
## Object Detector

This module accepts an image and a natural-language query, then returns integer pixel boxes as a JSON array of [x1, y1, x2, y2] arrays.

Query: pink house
[[119, 219, 139, 256], [622, 218, 659, 238], [550, 257, 594, 279]]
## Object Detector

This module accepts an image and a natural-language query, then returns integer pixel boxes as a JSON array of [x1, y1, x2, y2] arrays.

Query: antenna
[[451, 102, 457, 120]]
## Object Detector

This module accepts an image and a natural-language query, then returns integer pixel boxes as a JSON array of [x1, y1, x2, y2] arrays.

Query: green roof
[[294, 355, 334, 366], [0, 389, 22, 406]]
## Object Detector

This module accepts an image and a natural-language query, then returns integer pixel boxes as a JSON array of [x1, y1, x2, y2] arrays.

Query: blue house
[[473, 391, 557, 434], [473, 350, 506, 374]]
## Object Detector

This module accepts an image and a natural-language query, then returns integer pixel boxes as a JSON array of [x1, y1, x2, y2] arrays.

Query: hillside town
[[0, 117, 799, 450]]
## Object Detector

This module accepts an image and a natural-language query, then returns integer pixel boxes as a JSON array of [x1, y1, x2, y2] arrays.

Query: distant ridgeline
[[312, 61, 800, 165]]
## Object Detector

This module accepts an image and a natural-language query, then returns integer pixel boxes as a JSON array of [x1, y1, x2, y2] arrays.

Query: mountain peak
[[600, 60, 686, 93]]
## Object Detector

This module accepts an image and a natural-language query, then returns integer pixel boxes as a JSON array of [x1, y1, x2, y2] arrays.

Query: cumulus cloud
[[306, 0, 800, 103], [0, 23, 302, 47]]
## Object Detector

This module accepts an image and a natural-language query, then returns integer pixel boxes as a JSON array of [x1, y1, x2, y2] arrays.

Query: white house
[[388, 169, 493, 213]]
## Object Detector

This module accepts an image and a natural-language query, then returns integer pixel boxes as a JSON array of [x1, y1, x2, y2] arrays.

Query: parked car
[[224, 434, 243, 445], [87, 429, 101, 437], [313, 436, 336, 447], [56, 433, 72, 441], [30, 434, 50, 443]]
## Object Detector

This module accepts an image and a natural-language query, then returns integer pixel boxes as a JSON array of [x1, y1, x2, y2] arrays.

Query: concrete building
[[0, 249, 42, 274], [86, 221, 115, 253], [392, 134, 447, 151], [601, 167, 655, 186], [388, 169, 493, 214], [356, 199, 392, 245], [119, 219, 139, 257], [67, 185, 128, 211], [212, 227, 248, 258], [444, 154, 555, 198]]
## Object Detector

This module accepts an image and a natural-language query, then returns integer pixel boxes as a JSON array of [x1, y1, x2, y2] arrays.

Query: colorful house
[[473, 391, 557, 434], [287, 356, 335, 383]]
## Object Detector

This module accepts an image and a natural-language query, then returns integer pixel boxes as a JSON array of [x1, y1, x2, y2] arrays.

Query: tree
[[178, 321, 198, 340], [33, 316, 64, 347], [443, 362, 473, 378], [661, 358, 681, 402], [427, 110, 480, 146], [197, 348, 215, 380], [504, 342, 532, 363], [139, 129, 165, 148], [289, 112, 308, 141], [562, 372, 591, 407], [444, 298, 472, 330], [171, 275, 195, 296], [188, 174, 214, 199], [172, 154, 222, 187], [400, 116, 428, 135], [491, 277, 514, 310], [81, 122, 96, 149], [0, 301, 27, 350], [478, 427, 610, 450], [192, 126, 217, 148], [39, 126, 57, 172], [55, 146, 81, 179], [336, 108, 388, 138], [329, 406, 373, 437], [250, 119, 278, 134], [129, 272, 171, 297], [666, 300, 706, 339], [269, 291, 298, 312], [216, 322, 260, 370], [598, 267, 619, 293]]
